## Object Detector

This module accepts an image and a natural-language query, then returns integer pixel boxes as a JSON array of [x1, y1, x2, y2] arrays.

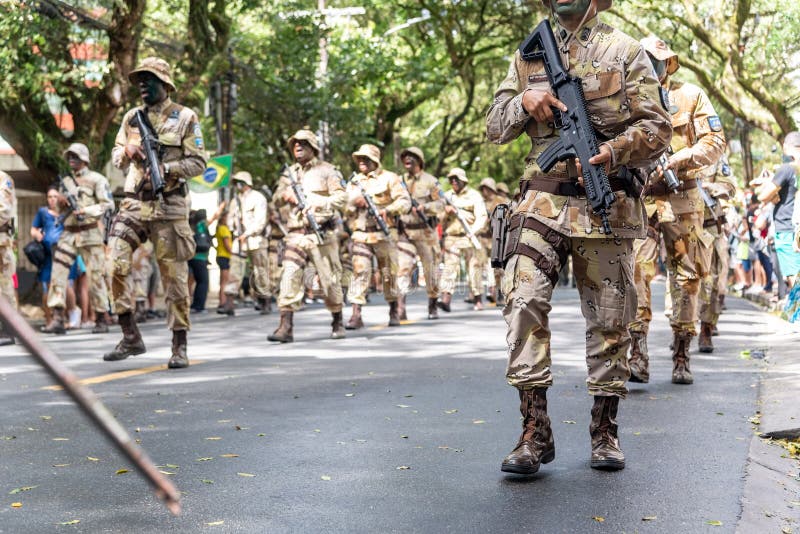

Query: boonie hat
[[496, 182, 510, 195], [352, 144, 382, 166], [447, 168, 468, 183], [288, 129, 320, 155], [63, 143, 90, 164], [479, 177, 497, 192], [640, 36, 679, 75], [400, 147, 426, 168], [128, 57, 176, 91], [233, 171, 254, 187]]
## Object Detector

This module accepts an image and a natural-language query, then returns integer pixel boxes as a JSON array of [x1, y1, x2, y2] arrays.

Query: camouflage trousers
[[47, 234, 108, 313], [503, 229, 635, 397], [481, 235, 503, 294], [0, 241, 15, 303], [225, 246, 270, 299], [440, 235, 483, 297], [661, 212, 710, 336], [397, 233, 440, 298], [110, 200, 148, 315], [132, 241, 154, 304], [699, 227, 728, 326], [278, 232, 343, 313], [340, 239, 353, 295], [629, 228, 659, 335], [348, 237, 399, 305], [268, 238, 283, 298], [147, 219, 195, 331]]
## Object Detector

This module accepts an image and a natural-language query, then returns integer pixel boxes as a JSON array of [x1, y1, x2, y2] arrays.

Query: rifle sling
[[64, 223, 97, 232], [505, 214, 570, 287], [644, 178, 698, 197]]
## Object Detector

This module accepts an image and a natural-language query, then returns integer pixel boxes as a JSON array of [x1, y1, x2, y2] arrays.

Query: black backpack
[[194, 221, 212, 254], [24, 240, 47, 269]]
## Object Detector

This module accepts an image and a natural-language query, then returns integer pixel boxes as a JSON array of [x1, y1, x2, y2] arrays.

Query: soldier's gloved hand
[[667, 149, 692, 171], [522, 89, 568, 123]]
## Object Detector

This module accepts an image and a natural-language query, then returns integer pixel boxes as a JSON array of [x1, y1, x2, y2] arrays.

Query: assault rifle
[[697, 178, 721, 230], [132, 109, 165, 203], [56, 175, 84, 223], [102, 208, 114, 245], [260, 185, 288, 237], [490, 203, 510, 268], [284, 165, 324, 242], [657, 150, 681, 192], [520, 19, 615, 234], [399, 177, 434, 230], [437, 186, 482, 250], [350, 172, 390, 236]]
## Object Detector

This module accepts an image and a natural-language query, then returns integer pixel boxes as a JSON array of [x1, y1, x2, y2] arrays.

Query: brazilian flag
[[190, 154, 233, 193]]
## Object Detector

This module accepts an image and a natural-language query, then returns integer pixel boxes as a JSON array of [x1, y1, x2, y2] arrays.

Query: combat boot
[[671, 331, 694, 384], [346, 304, 364, 330], [590, 396, 625, 470], [103, 312, 146, 361], [267, 311, 294, 343], [41, 307, 67, 335], [427, 297, 439, 320], [388, 301, 401, 326], [397, 295, 408, 321], [437, 293, 452, 313], [134, 300, 147, 323], [501, 388, 555, 474], [257, 297, 272, 315], [698, 322, 714, 353], [712, 324, 719, 337], [628, 331, 650, 383], [330, 311, 346, 339], [0, 321, 14, 346], [167, 330, 189, 369], [92, 313, 110, 334], [220, 295, 236, 316], [473, 295, 483, 311]]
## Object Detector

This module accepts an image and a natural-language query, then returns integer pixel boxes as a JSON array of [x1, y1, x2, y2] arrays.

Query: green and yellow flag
[[190, 154, 233, 193]]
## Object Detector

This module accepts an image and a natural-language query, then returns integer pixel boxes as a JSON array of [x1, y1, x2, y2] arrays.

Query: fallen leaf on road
[[58, 519, 81, 525], [321, 475, 331, 481], [781, 528, 792, 534], [205, 437, 222, 441], [355, 439, 367, 443], [345, 393, 355, 397], [562, 420, 576, 424], [166, 464, 179, 469], [642, 516, 656, 521], [1, 436, 15, 440], [592, 516, 604, 522], [749, 415, 761, 425], [633, 432, 642, 436], [197, 457, 213, 462], [9, 486, 38, 495], [237, 472, 255, 477], [217, 419, 232, 423], [396, 405, 410, 409], [706, 520, 723, 526], [257, 433, 265, 437], [206, 520, 224, 526], [11, 502, 22, 508], [87, 457, 99, 462], [473, 420, 485, 424], [314, 429, 321, 433], [716, 412, 724, 416], [53, 464, 70, 467], [401, 435, 409, 439], [159, 471, 175, 476], [201, 479, 214, 484], [220, 454, 239, 458], [396, 466, 411, 470], [404, 395, 414, 398], [52, 438, 69, 441], [235, 425, 246, 431], [115, 469, 129, 475], [444, 409, 458, 414], [154, 409, 167, 414], [40, 416, 52, 420]]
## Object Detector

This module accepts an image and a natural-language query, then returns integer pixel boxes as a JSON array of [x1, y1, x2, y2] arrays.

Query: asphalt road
[[0, 282, 767, 533]]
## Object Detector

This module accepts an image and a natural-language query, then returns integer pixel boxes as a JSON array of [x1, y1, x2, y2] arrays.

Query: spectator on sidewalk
[[188, 209, 212, 313], [214, 207, 233, 314], [31, 186, 63, 325]]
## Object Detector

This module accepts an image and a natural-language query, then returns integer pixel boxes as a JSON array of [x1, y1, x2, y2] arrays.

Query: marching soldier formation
[[3, 0, 754, 480]]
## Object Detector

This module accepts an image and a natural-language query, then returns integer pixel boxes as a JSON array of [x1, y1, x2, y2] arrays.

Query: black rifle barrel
[[134, 110, 165, 203]]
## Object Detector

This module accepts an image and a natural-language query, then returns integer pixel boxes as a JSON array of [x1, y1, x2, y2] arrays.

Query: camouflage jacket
[[399, 170, 443, 240], [112, 97, 207, 221], [59, 168, 114, 245], [346, 168, 411, 244], [0, 171, 15, 246], [486, 16, 672, 239], [442, 186, 488, 238], [274, 158, 347, 232]]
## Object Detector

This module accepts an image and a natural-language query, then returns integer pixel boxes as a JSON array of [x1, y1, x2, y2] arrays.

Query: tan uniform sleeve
[[307, 168, 347, 213], [469, 191, 489, 235], [82, 174, 115, 219], [272, 174, 292, 210], [486, 52, 529, 145], [420, 174, 444, 216], [112, 110, 134, 170], [385, 173, 412, 216], [168, 110, 207, 181], [673, 90, 726, 172], [0, 174, 14, 226], [602, 45, 673, 170]]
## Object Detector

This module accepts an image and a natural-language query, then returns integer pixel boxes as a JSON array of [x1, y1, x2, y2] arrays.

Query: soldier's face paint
[[549, 0, 591, 17], [402, 156, 421, 175], [66, 153, 84, 173], [647, 53, 667, 82], [293, 141, 313, 165], [357, 157, 377, 175], [449, 177, 465, 194], [136, 73, 168, 106]]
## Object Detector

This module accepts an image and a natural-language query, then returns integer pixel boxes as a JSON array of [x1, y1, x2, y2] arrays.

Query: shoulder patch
[[708, 116, 722, 132], [193, 123, 204, 149], [659, 88, 670, 112]]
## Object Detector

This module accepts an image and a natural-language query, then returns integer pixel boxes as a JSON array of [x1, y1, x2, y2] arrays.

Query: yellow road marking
[[368, 319, 419, 331], [41, 361, 206, 391]]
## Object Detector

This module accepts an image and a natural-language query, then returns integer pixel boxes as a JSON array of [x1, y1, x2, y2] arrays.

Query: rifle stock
[[350, 172, 391, 236], [284, 164, 325, 242]]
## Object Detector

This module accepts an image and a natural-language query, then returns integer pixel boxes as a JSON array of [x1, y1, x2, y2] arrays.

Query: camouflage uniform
[[107, 57, 207, 368], [345, 144, 411, 328], [267, 195, 286, 299], [225, 173, 271, 310], [487, 13, 672, 473], [629, 37, 726, 384], [439, 169, 488, 307], [45, 144, 114, 334], [268, 130, 348, 342], [397, 147, 444, 320], [0, 171, 16, 343], [697, 161, 736, 352], [478, 177, 505, 304]]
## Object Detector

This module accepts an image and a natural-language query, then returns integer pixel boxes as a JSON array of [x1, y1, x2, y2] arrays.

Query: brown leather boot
[[473, 295, 483, 311], [134, 300, 147, 323], [698, 322, 714, 353], [437, 293, 452, 313], [267, 311, 294, 343], [103, 312, 146, 361], [346, 304, 364, 330], [330, 311, 346, 339], [397, 295, 408, 321], [501, 388, 555, 474], [427, 297, 439, 320], [41, 307, 67, 335], [167, 330, 189, 369], [92, 313, 110, 334], [388, 301, 401, 326], [258, 297, 272, 315], [672, 331, 694, 384], [628, 330, 650, 383], [590, 396, 625, 470]]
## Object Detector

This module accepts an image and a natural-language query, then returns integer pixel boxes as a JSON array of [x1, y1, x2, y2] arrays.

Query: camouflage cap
[[479, 177, 497, 192], [233, 171, 254, 187], [640, 36, 679, 75], [352, 144, 382, 166], [288, 129, 320, 155], [496, 182, 510, 195], [447, 167, 468, 183], [128, 57, 176, 91], [400, 147, 425, 168], [63, 143, 90, 164]]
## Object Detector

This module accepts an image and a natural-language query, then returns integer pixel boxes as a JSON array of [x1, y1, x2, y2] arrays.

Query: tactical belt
[[403, 222, 430, 231], [647, 225, 659, 241], [644, 178, 697, 197], [138, 187, 186, 202], [65, 222, 97, 232], [504, 214, 570, 287], [521, 176, 628, 198], [703, 219, 722, 229], [124, 192, 138, 199]]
